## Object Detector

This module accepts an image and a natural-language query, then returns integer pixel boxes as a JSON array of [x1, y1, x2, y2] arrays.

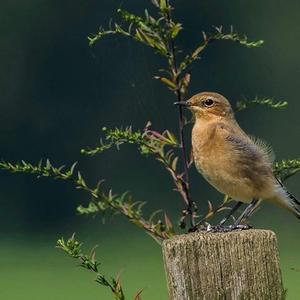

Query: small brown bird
[[177, 92, 300, 224]]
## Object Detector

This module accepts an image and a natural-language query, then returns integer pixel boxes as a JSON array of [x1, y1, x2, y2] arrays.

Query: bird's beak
[[174, 101, 191, 107]]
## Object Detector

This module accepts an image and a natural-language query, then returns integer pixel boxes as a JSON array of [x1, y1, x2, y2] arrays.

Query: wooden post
[[162, 229, 284, 300]]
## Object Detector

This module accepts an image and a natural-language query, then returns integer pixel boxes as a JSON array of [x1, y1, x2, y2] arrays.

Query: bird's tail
[[284, 189, 300, 219], [273, 180, 300, 219]]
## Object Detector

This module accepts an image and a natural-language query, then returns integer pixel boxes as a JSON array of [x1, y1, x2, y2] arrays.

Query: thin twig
[[165, 1, 195, 228]]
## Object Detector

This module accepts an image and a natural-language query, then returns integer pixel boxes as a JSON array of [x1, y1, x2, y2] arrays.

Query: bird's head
[[175, 92, 234, 121]]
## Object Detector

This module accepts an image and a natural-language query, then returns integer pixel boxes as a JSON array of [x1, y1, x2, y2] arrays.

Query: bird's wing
[[216, 123, 273, 167], [248, 135, 275, 163], [216, 123, 273, 180]]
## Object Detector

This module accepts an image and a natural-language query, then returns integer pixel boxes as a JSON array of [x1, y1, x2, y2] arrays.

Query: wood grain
[[162, 230, 284, 300]]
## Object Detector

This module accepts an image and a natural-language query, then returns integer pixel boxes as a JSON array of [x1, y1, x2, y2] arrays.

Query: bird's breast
[[191, 121, 273, 203], [192, 123, 229, 187]]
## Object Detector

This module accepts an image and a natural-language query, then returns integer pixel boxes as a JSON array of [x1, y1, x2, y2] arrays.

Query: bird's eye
[[204, 98, 214, 107]]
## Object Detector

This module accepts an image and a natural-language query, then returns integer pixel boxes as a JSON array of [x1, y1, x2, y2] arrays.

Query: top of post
[[162, 229, 277, 247]]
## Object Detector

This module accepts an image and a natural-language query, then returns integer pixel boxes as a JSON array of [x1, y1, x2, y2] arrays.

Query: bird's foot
[[196, 223, 252, 233], [228, 224, 253, 231]]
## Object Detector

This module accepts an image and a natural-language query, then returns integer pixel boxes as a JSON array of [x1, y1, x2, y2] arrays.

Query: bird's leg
[[234, 199, 259, 226], [188, 149, 194, 168], [219, 201, 243, 226]]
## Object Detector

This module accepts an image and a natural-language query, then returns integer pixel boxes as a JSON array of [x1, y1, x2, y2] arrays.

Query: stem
[[165, 2, 195, 228]]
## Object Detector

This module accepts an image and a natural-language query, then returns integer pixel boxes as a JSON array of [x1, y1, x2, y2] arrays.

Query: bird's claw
[[189, 223, 253, 233], [194, 223, 253, 233]]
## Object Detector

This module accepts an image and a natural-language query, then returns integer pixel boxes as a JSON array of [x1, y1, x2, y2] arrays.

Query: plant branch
[[164, 1, 195, 228], [179, 26, 264, 73], [235, 97, 288, 112], [274, 159, 300, 182], [81, 126, 190, 206], [0, 160, 175, 243], [57, 234, 128, 300]]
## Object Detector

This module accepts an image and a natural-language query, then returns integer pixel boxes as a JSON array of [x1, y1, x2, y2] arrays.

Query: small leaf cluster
[[57, 234, 126, 300], [236, 97, 288, 112], [210, 26, 264, 48], [88, 6, 177, 57], [0, 159, 76, 180], [81, 124, 178, 157], [274, 159, 300, 181]]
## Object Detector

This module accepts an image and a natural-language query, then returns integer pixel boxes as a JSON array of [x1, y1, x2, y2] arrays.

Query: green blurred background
[[0, 0, 299, 299]]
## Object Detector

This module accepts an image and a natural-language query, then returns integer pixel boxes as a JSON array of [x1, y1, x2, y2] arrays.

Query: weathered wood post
[[162, 230, 284, 300]]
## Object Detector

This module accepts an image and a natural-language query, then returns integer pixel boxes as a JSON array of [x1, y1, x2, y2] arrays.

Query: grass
[[1, 213, 300, 299]]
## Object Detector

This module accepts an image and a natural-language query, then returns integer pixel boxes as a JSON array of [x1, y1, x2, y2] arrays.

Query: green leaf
[[159, 0, 167, 11], [170, 23, 183, 38], [154, 76, 177, 89]]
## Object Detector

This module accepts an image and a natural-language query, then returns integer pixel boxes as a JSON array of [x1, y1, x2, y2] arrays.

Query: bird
[[176, 91, 300, 225]]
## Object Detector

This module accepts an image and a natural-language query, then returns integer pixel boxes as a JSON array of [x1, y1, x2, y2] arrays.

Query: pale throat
[[193, 113, 227, 127]]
